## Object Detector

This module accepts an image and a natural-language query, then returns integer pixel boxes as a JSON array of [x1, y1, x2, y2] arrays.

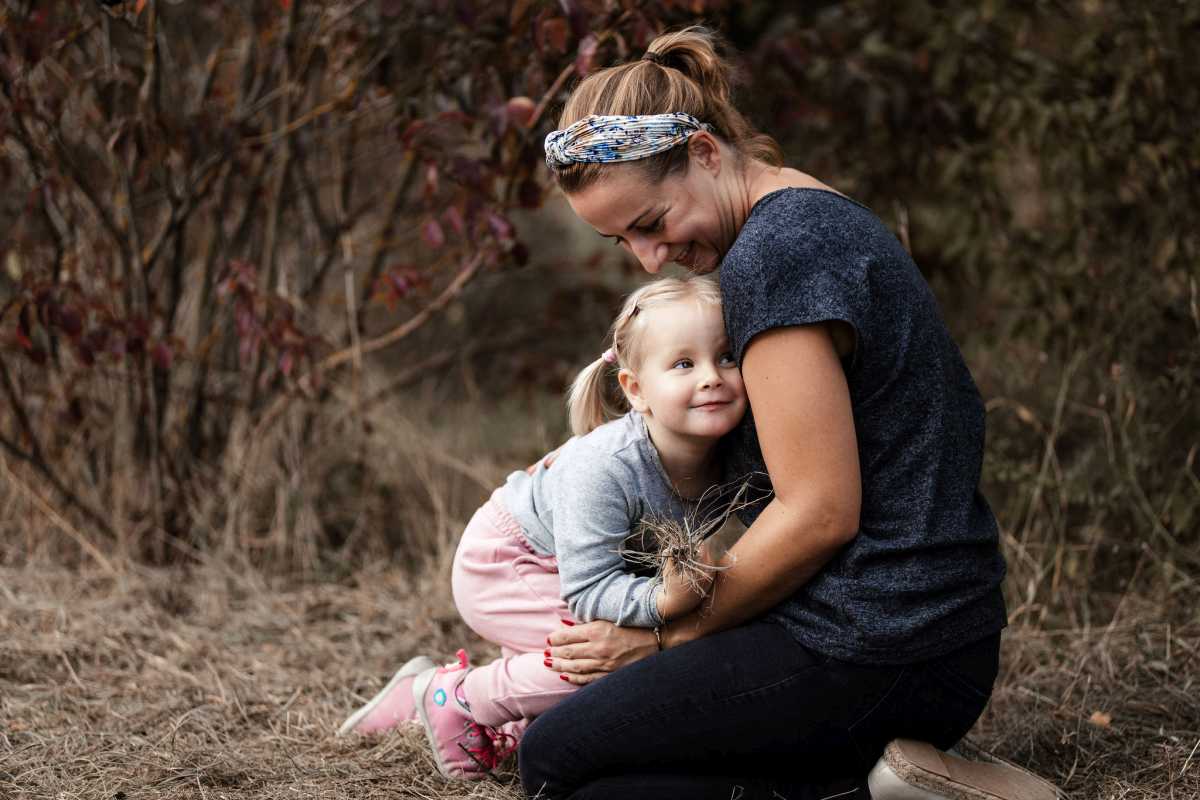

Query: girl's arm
[[547, 324, 860, 680], [553, 456, 669, 629]]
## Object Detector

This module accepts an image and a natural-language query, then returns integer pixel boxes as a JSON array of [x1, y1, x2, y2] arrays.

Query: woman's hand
[[545, 621, 658, 685], [524, 442, 566, 474]]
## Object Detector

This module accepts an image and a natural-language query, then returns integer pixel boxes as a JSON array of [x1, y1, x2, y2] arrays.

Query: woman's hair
[[566, 275, 724, 436], [550, 26, 782, 194]]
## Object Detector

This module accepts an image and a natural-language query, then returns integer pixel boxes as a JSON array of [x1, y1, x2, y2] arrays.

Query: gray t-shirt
[[719, 187, 1007, 665], [502, 411, 698, 628]]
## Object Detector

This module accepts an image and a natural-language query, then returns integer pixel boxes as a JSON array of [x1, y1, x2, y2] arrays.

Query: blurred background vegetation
[[1, 0, 1197, 630]]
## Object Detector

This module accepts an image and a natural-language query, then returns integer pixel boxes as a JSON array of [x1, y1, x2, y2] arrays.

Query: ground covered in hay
[[2, 565, 1197, 799]]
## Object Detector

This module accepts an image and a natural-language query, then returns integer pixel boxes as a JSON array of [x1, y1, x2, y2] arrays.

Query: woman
[[520, 27, 1056, 800]]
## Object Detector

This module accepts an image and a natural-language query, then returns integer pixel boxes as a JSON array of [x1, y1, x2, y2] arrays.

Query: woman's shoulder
[[723, 187, 901, 277], [749, 187, 877, 240]]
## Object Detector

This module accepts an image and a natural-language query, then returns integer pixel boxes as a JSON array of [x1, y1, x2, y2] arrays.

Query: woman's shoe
[[338, 655, 437, 735], [868, 738, 1060, 800]]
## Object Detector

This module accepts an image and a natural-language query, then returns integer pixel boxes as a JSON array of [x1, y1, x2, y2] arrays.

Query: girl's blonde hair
[[550, 26, 782, 194], [567, 275, 724, 436]]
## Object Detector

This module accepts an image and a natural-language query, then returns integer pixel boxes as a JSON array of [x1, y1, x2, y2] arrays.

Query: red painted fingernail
[[562, 619, 575, 626], [543, 659, 553, 667], [546, 636, 552, 646], [559, 674, 569, 681], [543, 649, 550, 658]]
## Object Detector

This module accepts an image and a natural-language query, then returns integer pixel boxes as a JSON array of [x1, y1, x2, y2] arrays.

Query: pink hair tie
[[601, 348, 617, 365]]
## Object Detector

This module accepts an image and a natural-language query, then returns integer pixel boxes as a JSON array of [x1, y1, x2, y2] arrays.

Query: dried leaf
[[540, 19, 569, 54], [487, 212, 514, 241], [575, 33, 599, 77], [279, 350, 294, 377], [510, 0, 536, 27], [151, 342, 173, 371], [505, 96, 535, 129], [422, 218, 445, 250], [442, 205, 466, 237]]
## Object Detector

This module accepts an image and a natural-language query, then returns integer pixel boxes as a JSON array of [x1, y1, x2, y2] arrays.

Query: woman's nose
[[630, 236, 669, 274]]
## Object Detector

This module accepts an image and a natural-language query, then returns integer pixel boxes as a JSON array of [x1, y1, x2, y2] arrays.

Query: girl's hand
[[657, 557, 711, 620], [545, 621, 658, 685]]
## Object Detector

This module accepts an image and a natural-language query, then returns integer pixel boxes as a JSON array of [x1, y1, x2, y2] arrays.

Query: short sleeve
[[719, 190, 876, 367]]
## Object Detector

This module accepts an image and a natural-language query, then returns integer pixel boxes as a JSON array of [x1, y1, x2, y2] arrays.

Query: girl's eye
[[673, 358, 694, 369], [719, 352, 736, 366]]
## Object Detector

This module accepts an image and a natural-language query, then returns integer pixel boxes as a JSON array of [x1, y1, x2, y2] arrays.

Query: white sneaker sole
[[337, 655, 437, 736]]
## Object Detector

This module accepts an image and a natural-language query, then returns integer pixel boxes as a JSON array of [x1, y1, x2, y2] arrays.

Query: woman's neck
[[642, 416, 721, 500], [744, 163, 835, 207], [715, 161, 833, 252]]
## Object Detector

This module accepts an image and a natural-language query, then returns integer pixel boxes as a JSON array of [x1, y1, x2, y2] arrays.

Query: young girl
[[338, 275, 747, 780]]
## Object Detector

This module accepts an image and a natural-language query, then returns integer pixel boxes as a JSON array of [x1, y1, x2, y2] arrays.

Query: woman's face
[[566, 140, 741, 275]]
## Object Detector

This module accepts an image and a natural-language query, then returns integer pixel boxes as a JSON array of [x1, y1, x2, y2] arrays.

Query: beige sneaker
[[868, 739, 1060, 800]]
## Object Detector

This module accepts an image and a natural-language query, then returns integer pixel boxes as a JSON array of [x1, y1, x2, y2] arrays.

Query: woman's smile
[[567, 159, 736, 275]]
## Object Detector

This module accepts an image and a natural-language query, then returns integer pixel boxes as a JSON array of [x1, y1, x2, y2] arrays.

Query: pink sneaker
[[338, 655, 436, 736], [412, 649, 516, 780]]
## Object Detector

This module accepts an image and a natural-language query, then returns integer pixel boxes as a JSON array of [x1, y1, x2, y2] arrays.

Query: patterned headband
[[543, 113, 707, 169]]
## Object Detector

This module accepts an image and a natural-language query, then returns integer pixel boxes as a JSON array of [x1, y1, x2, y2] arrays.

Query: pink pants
[[451, 488, 578, 731]]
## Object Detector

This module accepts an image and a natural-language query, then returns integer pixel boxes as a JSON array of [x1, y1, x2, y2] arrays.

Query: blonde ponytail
[[564, 275, 724, 435], [566, 356, 625, 436], [551, 26, 782, 193]]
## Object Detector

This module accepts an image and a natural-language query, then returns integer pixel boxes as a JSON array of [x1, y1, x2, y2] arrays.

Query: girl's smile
[[617, 301, 746, 450]]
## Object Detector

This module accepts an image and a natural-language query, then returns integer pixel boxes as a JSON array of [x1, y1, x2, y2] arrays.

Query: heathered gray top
[[502, 411, 698, 629], [719, 187, 1008, 665]]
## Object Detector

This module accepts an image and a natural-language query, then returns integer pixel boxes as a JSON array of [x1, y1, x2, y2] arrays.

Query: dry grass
[[621, 478, 766, 595], [980, 604, 1200, 799], [0, 562, 524, 799], [2, 559, 1196, 799]]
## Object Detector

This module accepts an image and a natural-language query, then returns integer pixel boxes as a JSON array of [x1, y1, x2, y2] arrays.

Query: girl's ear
[[618, 368, 650, 414]]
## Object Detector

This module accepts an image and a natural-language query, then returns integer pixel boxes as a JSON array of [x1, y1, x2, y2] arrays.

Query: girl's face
[[566, 137, 743, 275], [618, 301, 746, 442]]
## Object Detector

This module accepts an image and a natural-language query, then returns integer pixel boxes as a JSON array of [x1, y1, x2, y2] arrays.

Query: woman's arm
[[547, 323, 861, 678], [664, 322, 860, 645]]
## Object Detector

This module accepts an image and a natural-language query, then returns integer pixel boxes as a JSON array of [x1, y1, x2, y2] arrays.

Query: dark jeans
[[519, 621, 1000, 800]]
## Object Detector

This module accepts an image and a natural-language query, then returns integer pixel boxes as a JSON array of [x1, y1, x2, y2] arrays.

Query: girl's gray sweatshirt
[[501, 411, 695, 629]]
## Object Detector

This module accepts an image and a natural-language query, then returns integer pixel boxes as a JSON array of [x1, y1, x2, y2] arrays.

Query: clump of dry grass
[[621, 477, 767, 596]]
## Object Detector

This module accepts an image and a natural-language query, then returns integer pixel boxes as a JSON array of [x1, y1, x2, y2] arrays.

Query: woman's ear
[[688, 131, 723, 176], [618, 368, 650, 414]]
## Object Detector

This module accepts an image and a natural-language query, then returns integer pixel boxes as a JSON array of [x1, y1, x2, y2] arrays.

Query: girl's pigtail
[[566, 356, 624, 436]]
